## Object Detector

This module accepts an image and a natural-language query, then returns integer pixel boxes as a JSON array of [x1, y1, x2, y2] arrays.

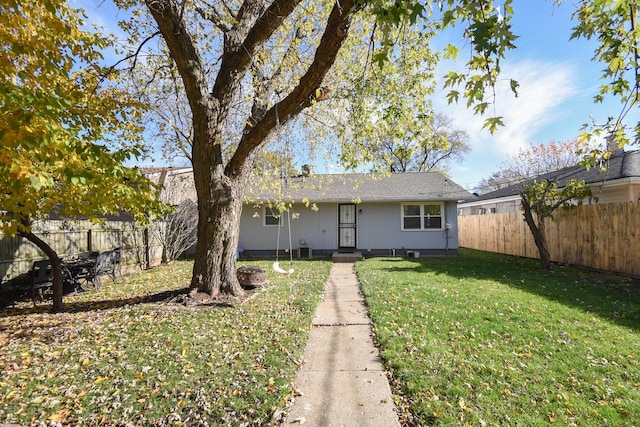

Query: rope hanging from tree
[[272, 102, 294, 275]]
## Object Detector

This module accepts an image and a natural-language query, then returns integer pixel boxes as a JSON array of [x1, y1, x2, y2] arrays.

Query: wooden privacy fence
[[458, 201, 640, 277], [0, 220, 164, 282]]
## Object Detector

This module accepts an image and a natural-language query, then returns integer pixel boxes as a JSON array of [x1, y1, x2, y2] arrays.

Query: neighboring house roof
[[140, 167, 196, 205], [141, 168, 473, 204], [466, 149, 640, 203]]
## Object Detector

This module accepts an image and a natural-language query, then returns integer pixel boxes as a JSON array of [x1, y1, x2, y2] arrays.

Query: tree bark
[[520, 193, 552, 271], [190, 160, 249, 296], [19, 231, 65, 312]]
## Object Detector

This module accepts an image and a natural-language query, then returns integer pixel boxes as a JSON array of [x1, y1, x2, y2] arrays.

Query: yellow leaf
[[49, 413, 65, 421], [94, 376, 108, 384], [82, 358, 90, 366]]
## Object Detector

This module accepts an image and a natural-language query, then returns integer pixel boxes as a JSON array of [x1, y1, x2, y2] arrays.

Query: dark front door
[[338, 204, 356, 251]]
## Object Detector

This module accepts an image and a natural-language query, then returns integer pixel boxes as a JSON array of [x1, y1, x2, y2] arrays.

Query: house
[[144, 169, 472, 258], [458, 149, 640, 216], [242, 172, 472, 258], [140, 166, 195, 205]]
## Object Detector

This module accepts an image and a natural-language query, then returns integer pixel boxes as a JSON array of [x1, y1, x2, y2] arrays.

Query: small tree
[[475, 140, 597, 194], [477, 139, 598, 270], [520, 179, 594, 271], [153, 199, 198, 263], [475, 169, 522, 194]]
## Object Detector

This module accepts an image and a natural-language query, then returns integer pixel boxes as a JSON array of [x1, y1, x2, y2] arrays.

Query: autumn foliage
[[0, 0, 164, 311]]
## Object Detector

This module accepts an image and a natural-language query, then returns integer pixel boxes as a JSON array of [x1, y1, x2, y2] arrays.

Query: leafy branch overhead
[[570, 0, 640, 148], [440, 0, 518, 132]]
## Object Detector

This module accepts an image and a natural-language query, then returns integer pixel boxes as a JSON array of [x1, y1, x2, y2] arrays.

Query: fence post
[[87, 229, 92, 252], [144, 228, 150, 270]]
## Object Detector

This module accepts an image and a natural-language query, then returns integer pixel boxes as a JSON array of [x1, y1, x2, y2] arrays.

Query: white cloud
[[436, 59, 580, 188], [437, 59, 579, 155]]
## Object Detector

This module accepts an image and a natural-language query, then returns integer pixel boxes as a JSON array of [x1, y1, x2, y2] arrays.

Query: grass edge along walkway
[[356, 249, 640, 426]]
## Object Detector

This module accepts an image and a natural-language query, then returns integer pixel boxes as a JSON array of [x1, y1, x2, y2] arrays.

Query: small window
[[264, 206, 281, 226], [423, 204, 442, 229], [403, 205, 422, 229], [402, 203, 444, 230]]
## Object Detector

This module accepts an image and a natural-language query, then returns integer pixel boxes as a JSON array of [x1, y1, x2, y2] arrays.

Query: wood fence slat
[[459, 201, 640, 277], [1, 220, 166, 281]]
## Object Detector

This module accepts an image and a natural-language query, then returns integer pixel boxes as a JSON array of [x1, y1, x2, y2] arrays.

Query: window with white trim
[[264, 206, 281, 226], [402, 203, 444, 230]]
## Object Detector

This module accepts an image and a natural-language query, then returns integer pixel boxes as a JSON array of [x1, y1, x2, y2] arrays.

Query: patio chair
[[31, 260, 53, 305], [86, 249, 120, 289], [111, 247, 123, 280]]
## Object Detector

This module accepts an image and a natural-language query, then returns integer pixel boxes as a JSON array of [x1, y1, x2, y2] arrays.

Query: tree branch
[[194, 2, 233, 32], [146, 0, 222, 164], [211, 0, 302, 104], [96, 30, 161, 91], [227, 0, 359, 176]]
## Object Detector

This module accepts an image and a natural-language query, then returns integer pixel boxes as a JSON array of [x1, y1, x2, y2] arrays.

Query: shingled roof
[[257, 172, 473, 202], [142, 168, 472, 204], [471, 149, 640, 202]]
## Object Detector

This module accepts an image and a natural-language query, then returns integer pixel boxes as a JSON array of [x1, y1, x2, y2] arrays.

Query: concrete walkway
[[282, 262, 400, 426]]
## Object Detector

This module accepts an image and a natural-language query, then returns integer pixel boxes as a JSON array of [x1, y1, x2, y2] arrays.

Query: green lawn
[[3, 250, 639, 426], [356, 249, 640, 426], [0, 259, 331, 426]]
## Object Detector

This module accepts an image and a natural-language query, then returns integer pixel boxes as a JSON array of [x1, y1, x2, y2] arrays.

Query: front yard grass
[[356, 249, 640, 426], [0, 259, 331, 426]]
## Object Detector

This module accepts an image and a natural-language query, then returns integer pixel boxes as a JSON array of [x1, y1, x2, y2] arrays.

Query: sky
[[75, 0, 636, 191], [433, 2, 637, 190]]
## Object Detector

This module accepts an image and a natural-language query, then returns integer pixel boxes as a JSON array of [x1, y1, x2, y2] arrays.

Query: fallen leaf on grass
[[94, 376, 109, 385]]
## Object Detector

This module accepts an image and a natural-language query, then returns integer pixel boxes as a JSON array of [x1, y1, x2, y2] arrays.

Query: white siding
[[357, 202, 459, 251], [239, 203, 337, 251]]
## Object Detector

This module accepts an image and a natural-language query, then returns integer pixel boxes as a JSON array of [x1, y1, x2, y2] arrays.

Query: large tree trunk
[[20, 231, 65, 312], [520, 194, 552, 271], [190, 161, 247, 297]]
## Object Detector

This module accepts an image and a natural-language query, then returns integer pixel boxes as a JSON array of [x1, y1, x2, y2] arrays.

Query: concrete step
[[331, 252, 363, 262]]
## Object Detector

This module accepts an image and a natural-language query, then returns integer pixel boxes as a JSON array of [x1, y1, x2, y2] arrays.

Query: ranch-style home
[[458, 148, 640, 216], [143, 168, 473, 258]]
